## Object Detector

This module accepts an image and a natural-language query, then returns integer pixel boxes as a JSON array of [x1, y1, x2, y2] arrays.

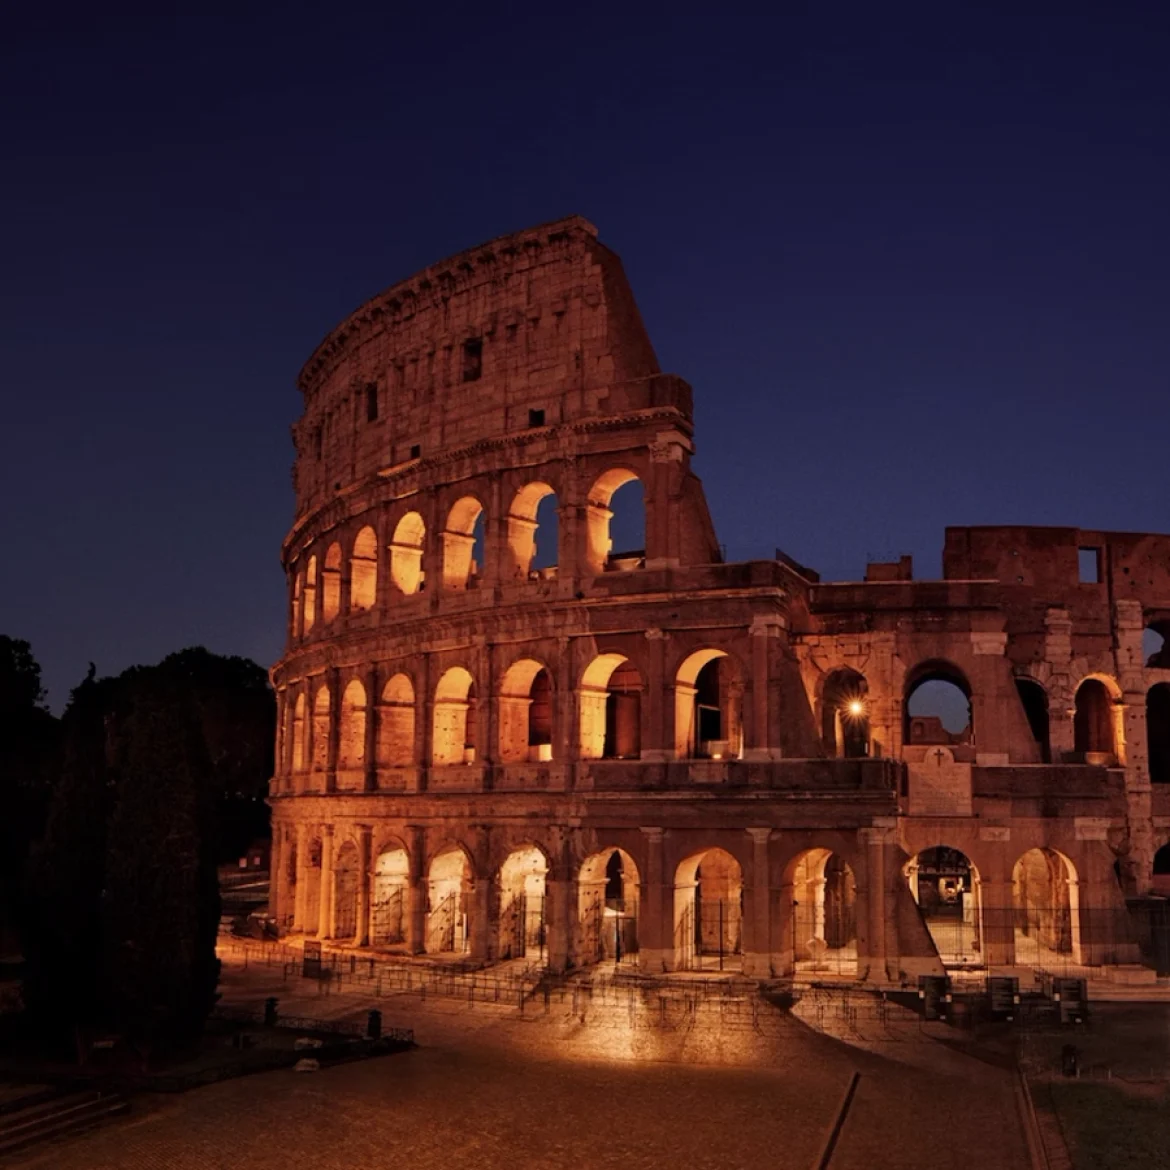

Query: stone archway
[[673, 847, 743, 971], [1013, 848, 1081, 966], [791, 848, 858, 976], [426, 846, 472, 955], [371, 845, 410, 947], [906, 846, 984, 967], [577, 848, 640, 967], [497, 846, 548, 961]]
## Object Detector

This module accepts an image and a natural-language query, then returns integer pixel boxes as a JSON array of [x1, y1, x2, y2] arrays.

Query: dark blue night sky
[[3, 2, 1167, 709]]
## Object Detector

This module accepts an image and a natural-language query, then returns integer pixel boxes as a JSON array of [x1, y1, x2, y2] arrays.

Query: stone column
[[325, 667, 340, 793], [364, 664, 379, 792], [745, 616, 782, 761], [1045, 608, 1075, 760], [418, 653, 433, 786], [642, 626, 670, 761], [268, 827, 284, 925], [743, 828, 773, 977], [293, 823, 308, 931], [978, 825, 1015, 968], [545, 834, 575, 973], [408, 824, 427, 954], [858, 823, 893, 981], [638, 827, 671, 972], [352, 824, 371, 946], [318, 825, 335, 940]]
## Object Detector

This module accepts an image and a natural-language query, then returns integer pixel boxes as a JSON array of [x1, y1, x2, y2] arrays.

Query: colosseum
[[268, 215, 1170, 984]]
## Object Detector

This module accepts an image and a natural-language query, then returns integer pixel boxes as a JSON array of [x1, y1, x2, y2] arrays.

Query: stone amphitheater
[[268, 215, 1170, 983]]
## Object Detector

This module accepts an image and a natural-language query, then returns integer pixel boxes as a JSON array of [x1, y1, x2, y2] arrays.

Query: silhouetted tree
[[0, 638, 60, 962]]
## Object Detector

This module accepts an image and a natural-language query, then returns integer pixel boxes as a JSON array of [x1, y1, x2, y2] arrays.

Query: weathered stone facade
[[269, 216, 1170, 980]]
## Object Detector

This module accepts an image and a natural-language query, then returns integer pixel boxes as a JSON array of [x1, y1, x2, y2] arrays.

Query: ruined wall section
[[291, 217, 666, 518]]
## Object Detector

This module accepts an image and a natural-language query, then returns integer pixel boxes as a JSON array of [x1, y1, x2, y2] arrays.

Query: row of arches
[[289, 833, 1095, 974], [290, 473, 646, 636], [283, 649, 744, 774]]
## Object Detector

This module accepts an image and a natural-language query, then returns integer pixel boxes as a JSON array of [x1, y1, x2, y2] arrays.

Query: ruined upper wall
[[943, 526, 1170, 615], [292, 216, 683, 514]]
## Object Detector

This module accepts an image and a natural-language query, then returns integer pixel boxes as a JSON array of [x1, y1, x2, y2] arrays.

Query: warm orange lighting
[[847, 699, 866, 718]]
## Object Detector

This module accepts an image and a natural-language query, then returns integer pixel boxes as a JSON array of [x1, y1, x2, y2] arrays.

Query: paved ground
[[11, 955, 1031, 1170]]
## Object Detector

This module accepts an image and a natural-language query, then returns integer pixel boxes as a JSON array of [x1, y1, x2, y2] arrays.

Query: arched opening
[[292, 570, 304, 638], [442, 496, 485, 590], [1015, 678, 1051, 763], [303, 556, 317, 632], [1148, 683, 1170, 784], [579, 654, 642, 760], [426, 846, 471, 954], [432, 667, 477, 765], [675, 649, 743, 759], [291, 693, 306, 773], [674, 847, 743, 971], [1013, 848, 1081, 966], [322, 543, 342, 622], [906, 846, 983, 967], [378, 673, 415, 767], [1074, 677, 1117, 762], [791, 849, 858, 976], [301, 837, 322, 934], [497, 846, 548, 960], [350, 526, 378, 610], [1153, 842, 1170, 897], [332, 840, 359, 941], [338, 680, 366, 772], [821, 669, 870, 759], [585, 468, 645, 573], [507, 482, 559, 579], [498, 659, 553, 763], [371, 845, 409, 947], [578, 848, 640, 966], [390, 512, 426, 595], [1145, 623, 1169, 668], [905, 662, 972, 749], [311, 686, 330, 771]]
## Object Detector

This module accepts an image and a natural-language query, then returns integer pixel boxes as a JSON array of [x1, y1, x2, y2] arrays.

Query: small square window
[[410, 443, 421, 460], [528, 408, 545, 428], [365, 383, 378, 422], [462, 338, 483, 382], [1078, 547, 1101, 583]]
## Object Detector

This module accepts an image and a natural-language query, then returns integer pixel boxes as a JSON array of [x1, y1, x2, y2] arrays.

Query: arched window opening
[[372, 846, 409, 947], [322, 543, 342, 622], [905, 663, 972, 749], [1153, 842, 1170, 897], [674, 848, 743, 971], [906, 846, 983, 967], [498, 659, 553, 763], [442, 496, 485, 591], [292, 571, 304, 638], [291, 693, 306, 774], [301, 838, 323, 934], [332, 841, 359, 941], [585, 469, 645, 573], [1015, 678, 1051, 763], [390, 512, 426, 596], [1012, 848, 1080, 965], [821, 669, 870, 759], [426, 847, 471, 954], [675, 649, 743, 759], [338, 680, 366, 772], [1148, 684, 1170, 784], [507, 482, 559, 579], [1146, 623, 1169, 669], [579, 654, 643, 760], [303, 556, 317, 633], [578, 848, 640, 966], [350, 526, 378, 611], [498, 846, 548, 960], [1074, 678, 1117, 762], [311, 686, 330, 771], [791, 849, 858, 976], [432, 667, 477, 765], [378, 673, 415, 767]]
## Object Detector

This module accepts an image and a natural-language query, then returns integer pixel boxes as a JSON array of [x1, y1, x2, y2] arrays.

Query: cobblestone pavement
[[11, 958, 1030, 1170]]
